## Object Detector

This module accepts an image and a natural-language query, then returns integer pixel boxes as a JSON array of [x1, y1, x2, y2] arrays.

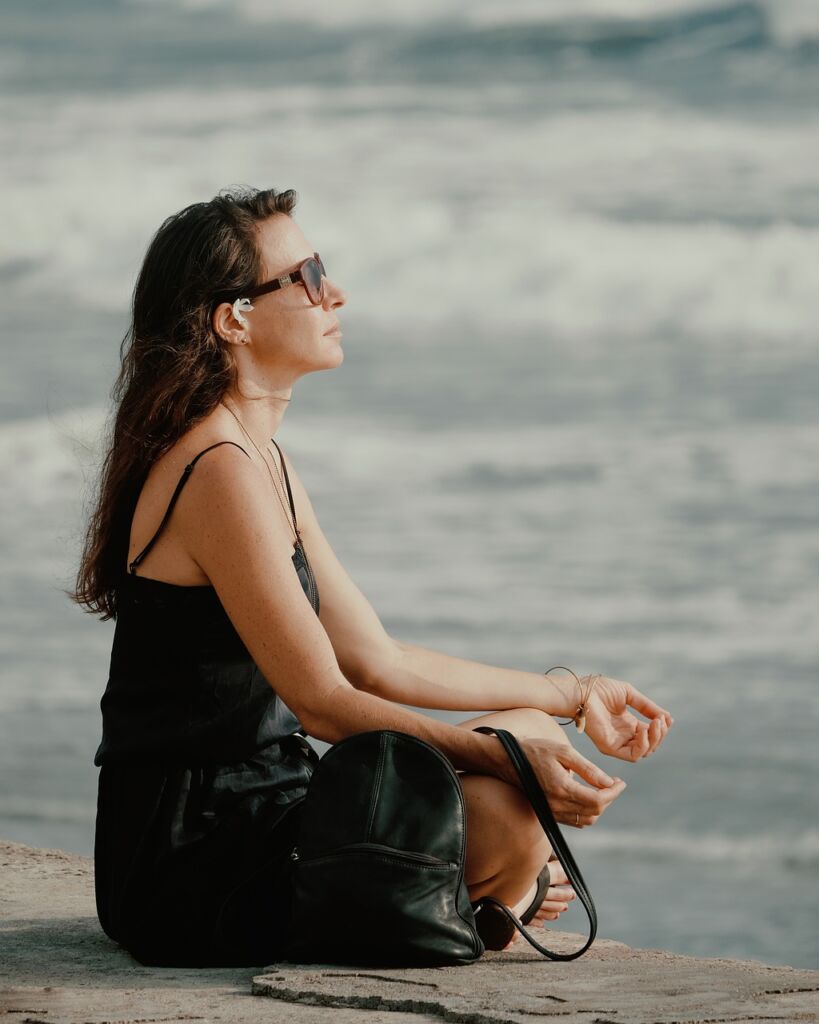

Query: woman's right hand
[[513, 736, 627, 827]]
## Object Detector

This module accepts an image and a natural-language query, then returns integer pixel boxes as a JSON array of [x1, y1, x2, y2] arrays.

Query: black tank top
[[95, 438, 320, 766], [126, 438, 318, 610]]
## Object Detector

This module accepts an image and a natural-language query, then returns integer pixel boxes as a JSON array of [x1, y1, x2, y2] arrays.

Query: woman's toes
[[531, 890, 574, 923], [547, 884, 575, 906]]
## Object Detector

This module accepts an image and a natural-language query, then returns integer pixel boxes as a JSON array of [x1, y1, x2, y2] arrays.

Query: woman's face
[[236, 212, 347, 375]]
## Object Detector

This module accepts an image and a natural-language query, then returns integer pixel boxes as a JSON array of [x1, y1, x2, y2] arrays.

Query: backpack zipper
[[290, 841, 454, 867]]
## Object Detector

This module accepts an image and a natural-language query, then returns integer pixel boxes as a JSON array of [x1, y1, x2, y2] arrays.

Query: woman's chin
[[319, 339, 344, 369]]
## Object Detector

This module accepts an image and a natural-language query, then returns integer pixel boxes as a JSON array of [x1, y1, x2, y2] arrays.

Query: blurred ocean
[[1, 0, 817, 969]]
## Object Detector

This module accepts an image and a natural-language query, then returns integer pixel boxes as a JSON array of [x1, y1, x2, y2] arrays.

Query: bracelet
[[544, 666, 602, 733]]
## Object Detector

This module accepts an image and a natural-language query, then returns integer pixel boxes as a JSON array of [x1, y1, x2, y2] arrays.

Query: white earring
[[232, 297, 254, 326]]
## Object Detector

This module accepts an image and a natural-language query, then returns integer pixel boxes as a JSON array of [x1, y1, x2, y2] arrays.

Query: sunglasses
[[242, 252, 326, 306]]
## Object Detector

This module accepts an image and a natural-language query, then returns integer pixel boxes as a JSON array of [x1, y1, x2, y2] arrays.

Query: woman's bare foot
[[500, 855, 575, 950]]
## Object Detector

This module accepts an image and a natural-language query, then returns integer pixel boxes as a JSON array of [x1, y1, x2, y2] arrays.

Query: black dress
[[93, 439, 322, 967]]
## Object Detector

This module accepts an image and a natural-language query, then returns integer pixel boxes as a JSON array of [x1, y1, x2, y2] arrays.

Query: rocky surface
[[2, 838, 818, 1024]]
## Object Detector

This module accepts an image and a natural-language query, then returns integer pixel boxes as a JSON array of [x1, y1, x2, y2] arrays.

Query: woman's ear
[[212, 299, 252, 345]]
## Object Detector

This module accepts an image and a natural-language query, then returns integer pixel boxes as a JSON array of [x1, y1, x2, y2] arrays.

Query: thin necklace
[[220, 400, 299, 544]]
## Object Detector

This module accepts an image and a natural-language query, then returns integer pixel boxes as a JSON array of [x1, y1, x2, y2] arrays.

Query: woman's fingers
[[559, 744, 618, 790], [565, 805, 603, 827], [559, 748, 626, 801], [562, 776, 627, 819], [637, 715, 669, 757], [632, 720, 651, 759], [523, 737, 627, 827], [646, 716, 667, 755], [615, 714, 670, 761], [627, 684, 674, 728]]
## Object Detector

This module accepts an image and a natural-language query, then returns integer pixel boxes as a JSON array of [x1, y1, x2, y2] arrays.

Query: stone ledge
[[2, 839, 818, 1024]]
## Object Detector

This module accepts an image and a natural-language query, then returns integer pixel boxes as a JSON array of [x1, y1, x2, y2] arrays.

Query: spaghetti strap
[[128, 440, 251, 575], [269, 437, 300, 539]]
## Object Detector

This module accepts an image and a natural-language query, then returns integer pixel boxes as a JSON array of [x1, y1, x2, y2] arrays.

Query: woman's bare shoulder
[[128, 412, 256, 583]]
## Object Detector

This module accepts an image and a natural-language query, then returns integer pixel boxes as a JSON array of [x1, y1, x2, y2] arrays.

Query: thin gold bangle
[[574, 673, 602, 734], [545, 666, 601, 731], [544, 665, 582, 726]]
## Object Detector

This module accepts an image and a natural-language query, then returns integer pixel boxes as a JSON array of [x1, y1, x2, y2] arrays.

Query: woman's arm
[[278, 451, 577, 717], [364, 639, 579, 718], [280, 447, 669, 746], [177, 444, 513, 782], [378, 644, 675, 764], [179, 444, 624, 818]]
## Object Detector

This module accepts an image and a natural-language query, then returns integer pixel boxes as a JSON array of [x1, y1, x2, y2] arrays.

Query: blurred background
[[1, 0, 817, 969]]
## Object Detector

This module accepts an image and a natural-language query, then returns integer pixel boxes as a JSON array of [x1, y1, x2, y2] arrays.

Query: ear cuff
[[232, 297, 255, 326]]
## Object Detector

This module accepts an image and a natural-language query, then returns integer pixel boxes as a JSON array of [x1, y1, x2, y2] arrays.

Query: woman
[[74, 186, 673, 967]]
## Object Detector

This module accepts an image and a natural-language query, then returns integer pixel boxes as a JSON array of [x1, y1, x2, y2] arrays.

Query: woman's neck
[[219, 391, 291, 446]]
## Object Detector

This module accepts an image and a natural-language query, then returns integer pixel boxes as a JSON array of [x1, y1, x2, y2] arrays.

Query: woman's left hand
[[581, 676, 674, 761]]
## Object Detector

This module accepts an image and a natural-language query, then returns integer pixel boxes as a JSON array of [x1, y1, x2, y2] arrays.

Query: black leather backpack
[[281, 727, 596, 966]]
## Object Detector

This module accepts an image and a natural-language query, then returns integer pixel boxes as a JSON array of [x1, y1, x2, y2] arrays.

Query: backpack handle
[[471, 725, 598, 960]]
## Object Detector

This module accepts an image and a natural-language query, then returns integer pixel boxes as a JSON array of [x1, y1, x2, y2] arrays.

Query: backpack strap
[[471, 725, 597, 961]]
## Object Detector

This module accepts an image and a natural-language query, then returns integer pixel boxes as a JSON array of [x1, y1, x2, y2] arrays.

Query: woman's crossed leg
[[454, 707, 578, 946]]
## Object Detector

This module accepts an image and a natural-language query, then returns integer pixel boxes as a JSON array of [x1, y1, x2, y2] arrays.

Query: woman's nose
[[324, 276, 347, 309]]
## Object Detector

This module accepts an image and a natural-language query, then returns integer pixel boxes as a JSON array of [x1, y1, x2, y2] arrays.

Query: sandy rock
[[2, 839, 818, 1024]]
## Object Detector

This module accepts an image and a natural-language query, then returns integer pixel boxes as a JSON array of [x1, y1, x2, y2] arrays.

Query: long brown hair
[[71, 186, 298, 621]]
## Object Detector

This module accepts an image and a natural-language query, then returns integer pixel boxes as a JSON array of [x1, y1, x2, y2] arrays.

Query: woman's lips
[[324, 323, 342, 336]]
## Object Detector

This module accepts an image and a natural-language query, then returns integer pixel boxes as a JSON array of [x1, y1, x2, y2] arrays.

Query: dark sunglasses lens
[[304, 257, 324, 303]]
